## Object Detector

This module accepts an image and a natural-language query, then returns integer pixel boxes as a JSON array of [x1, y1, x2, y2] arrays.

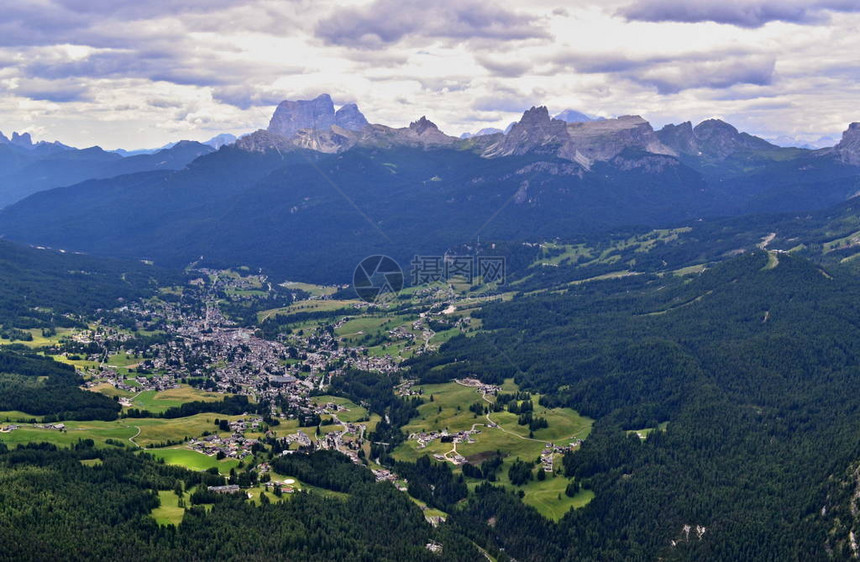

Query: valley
[[1, 95, 860, 562]]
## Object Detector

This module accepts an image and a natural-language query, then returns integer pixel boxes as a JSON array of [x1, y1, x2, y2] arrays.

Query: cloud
[[315, 0, 549, 48], [11, 79, 91, 103], [636, 55, 776, 94], [474, 55, 533, 78], [619, 0, 860, 28], [472, 95, 534, 113], [550, 51, 776, 93], [212, 86, 296, 110], [0, 0, 241, 48], [21, 46, 294, 92]]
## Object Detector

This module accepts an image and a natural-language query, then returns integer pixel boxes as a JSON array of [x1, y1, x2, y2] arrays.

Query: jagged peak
[[409, 116, 440, 135], [335, 103, 369, 131], [11, 132, 33, 148], [660, 121, 694, 132], [833, 122, 860, 166], [838, 122, 860, 144], [519, 106, 553, 125], [268, 94, 336, 138], [694, 118, 740, 136]]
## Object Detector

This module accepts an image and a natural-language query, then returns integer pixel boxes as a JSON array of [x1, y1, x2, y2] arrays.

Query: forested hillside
[[405, 252, 860, 560], [0, 239, 181, 329], [2, 139, 858, 282], [0, 444, 479, 561], [0, 350, 120, 421]]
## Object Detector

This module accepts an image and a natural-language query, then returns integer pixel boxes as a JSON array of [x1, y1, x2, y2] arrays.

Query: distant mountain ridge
[[0, 93, 859, 283], [0, 138, 215, 208], [236, 93, 860, 171]]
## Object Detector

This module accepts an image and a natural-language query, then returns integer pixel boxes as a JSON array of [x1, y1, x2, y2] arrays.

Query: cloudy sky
[[1, 0, 859, 149]]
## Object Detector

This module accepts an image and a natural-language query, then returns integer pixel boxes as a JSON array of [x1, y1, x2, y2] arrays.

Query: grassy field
[[0, 413, 246, 449], [335, 316, 392, 340], [50, 354, 100, 370], [626, 421, 669, 440], [401, 382, 486, 435], [534, 243, 594, 267], [0, 410, 44, 422], [131, 385, 226, 413], [132, 414, 245, 447], [87, 382, 134, 399], [105, 353, 142, 368], [518, 476, 595, 520], [151, 490, 185, 525], [257, 299, 361, 323], [394, 380, 594, 520], [310, 395, 369, 423], [0, 327, 75, 348], [281, 281, 339, 298], [0, 421, 137, 448], [147, 447, 239, 473]]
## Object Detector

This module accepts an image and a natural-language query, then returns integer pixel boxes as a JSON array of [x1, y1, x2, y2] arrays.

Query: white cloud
[[0, 0, 858, 149]]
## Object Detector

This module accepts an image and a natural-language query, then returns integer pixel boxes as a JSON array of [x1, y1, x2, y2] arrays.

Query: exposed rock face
[[484, 107, 674, 167], [291, 126, 356, 153], [560, 115, 675, 165], [656, 122, 696, 155], [267, 94, 370, 140], [250, 94, 815, 169], [334, 103, 370, 131], [657, 119, 776, 160], [484, 106, 568, 157], [833, 123, 860, 166], [235, 130, 300, 153], [10, 132, 33, 149], [347, 118, 459, 149], [240, 111, 459, 154], [267, 94, 336, 138]]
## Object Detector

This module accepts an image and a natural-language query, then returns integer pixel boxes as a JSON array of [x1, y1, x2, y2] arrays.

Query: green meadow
[[393, 380, 594, 520]]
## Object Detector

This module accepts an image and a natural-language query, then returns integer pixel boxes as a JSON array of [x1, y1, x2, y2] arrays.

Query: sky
[[1, 0, 859, 149]]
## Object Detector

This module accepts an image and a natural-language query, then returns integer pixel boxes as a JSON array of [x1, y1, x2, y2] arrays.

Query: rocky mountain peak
[[519, 106, 553, 126], [334, 103, 369, 131], [267, 94, 336, 138], [658, 118, 775, 160], [838, 122, 860, 146], [483, 106, 569, 158], [11, 132, 33, 149], [657, 122, 696, 154], [266, 94, 370, 141], [0, 131, 8, 144], [834, 122, 860, 166], [692, 119, 740, 140], [409, 116, 440, 135]]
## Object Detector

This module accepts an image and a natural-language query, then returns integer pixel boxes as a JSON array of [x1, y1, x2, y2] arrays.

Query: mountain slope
[[0, 144, 711, 281], [414, 251, 860, 560], [0, 238, 181, 329], [0, 140, 215, 208]]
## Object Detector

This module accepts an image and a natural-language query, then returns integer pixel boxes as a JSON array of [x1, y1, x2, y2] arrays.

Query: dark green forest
[[402, 252, 860, 560], [0, 444, 480, 561], [0, 239, 182, 329], [0, 350, 120, 420]]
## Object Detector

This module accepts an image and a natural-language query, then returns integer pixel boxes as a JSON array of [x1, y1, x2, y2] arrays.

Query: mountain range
[[0, 133, 217, 209], [0, 93, 858, 282]]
